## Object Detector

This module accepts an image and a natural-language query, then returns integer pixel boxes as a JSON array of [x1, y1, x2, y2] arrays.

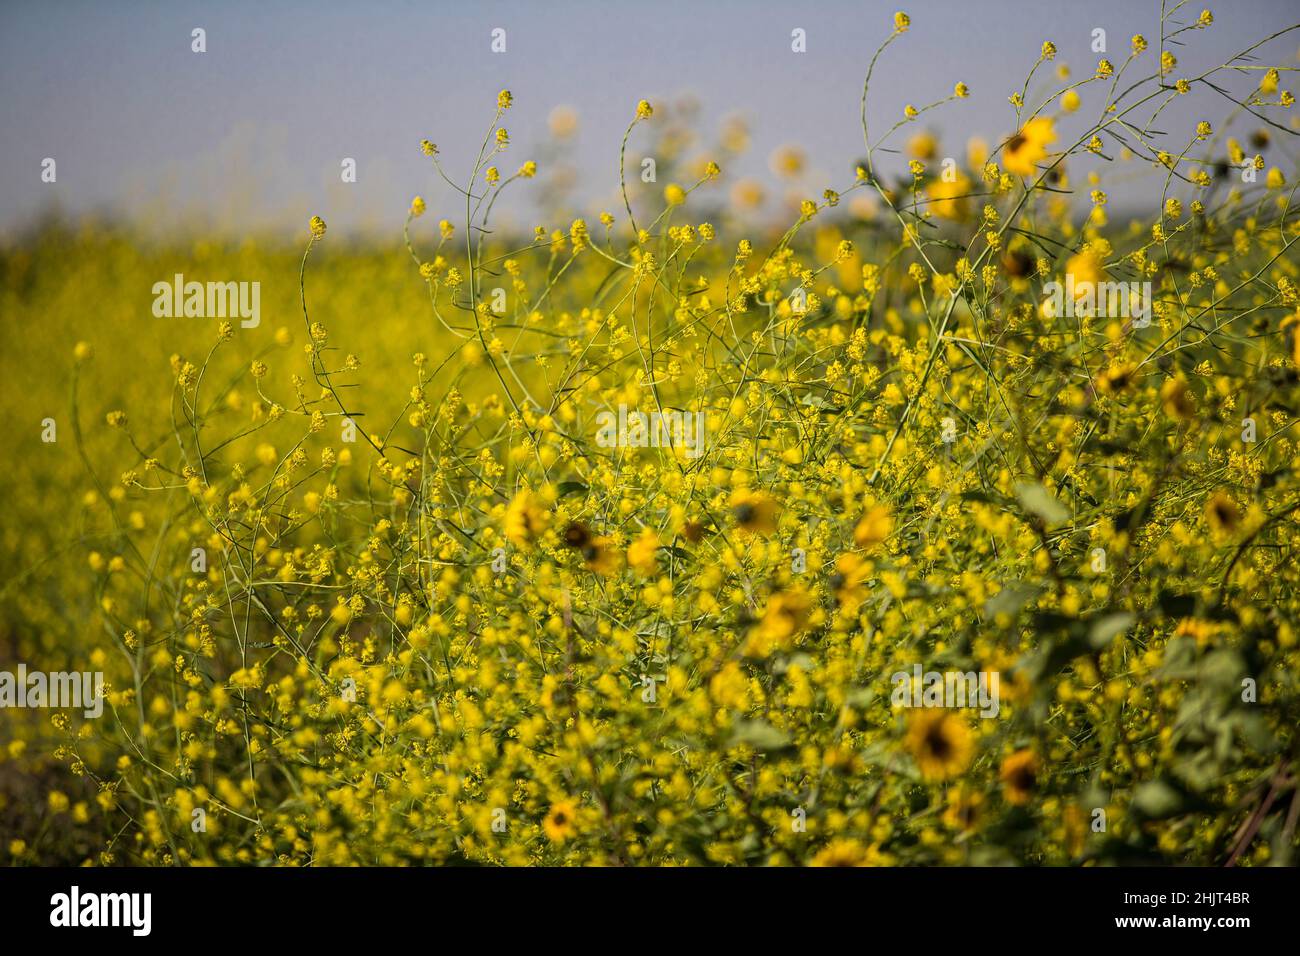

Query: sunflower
[[942, 786, 985, 832], [681, 519, 707, 543], [582, 536, 621, 575], [907, 131, 938, 160], [730, 488, 779, 535], [904, 710, 974, 781], [999, 750, 1039, 805], [810, 838, 893, 867], [562, 520, 592, 550], [1096, 361, 1138, 396], [1204, 490, 1241, 536], [1002, 249, 1036, 279], [561, 520, 619, 574], [543, 800, 578, 843], [1002, 116, 1057, 176]]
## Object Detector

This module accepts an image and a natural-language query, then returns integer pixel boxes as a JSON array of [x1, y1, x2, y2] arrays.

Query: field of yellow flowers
[[2, 10, 1299, 867]]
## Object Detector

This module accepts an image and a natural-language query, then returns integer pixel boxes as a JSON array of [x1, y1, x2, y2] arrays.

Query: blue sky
[[1, 0, 1296, 238]]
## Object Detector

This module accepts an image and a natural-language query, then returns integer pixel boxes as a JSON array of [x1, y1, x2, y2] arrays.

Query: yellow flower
[[1204, 491, 1241, 537], [811, 839, 893, 866], [854, 504, 894, 548], [636, 99, 654, 120], [1066, 249, 1106, 304], [1160, 377, 1196, 420], [831, 553, 872, 609], [560, 520, 616, 573], [907, 131, 937, 160], [1002, 117, 1056, 176], [893, 11, 910, 33], [905, 711, 973, 781], [999, 750, 1038, 805], [627, 528, 660, 576], [497, 89, 513, 110], [942, 787, 985, 831], [543, 800, 578, 842], [770, 144, 806, 178], [730, 488, 779, 535], [1096, 362, 1137, 396], [927, 175, 972, 221], [410, 195, 426, 217], [709, 660, 750, 710], [549, 105, 578, 138], [309, 216, 327, 239], [583, 536, 621, 575], [745, 586, 811, 657], [504, 488, 549, 548]]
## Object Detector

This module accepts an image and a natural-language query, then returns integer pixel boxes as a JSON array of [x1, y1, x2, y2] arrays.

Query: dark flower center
[[925, 722, 953, 760], [1010, 765, 1036, 791]]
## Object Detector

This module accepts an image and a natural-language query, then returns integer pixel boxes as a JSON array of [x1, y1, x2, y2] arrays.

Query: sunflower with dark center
[[905, 710, 974, 781], [999, 750, 1039, 805], [1097, 362, 1138, 396], [543, 800, 578, 843], [1001, 116, 1056, 176], [562, 520, 592, 550], [1204, 491, 1242, 536], [729, 488, 778, 534], [1002, 249, 1036, 279]]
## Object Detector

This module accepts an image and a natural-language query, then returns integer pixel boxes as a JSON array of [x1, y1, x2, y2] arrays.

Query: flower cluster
[[2, 8, 1298, 867]]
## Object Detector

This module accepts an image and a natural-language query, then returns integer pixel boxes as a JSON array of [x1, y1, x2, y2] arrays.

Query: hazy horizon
[[2, 0, 1297, 241]]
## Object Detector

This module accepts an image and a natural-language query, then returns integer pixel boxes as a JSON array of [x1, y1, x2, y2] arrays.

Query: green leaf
[[1015, 481, 1070, 528], [556, 481, 588, 498], [1133, 780, 1185, 819], [728, 719, 793, 752], [985, 582, 1043, 619], [1088, 612, 1134, 649]]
